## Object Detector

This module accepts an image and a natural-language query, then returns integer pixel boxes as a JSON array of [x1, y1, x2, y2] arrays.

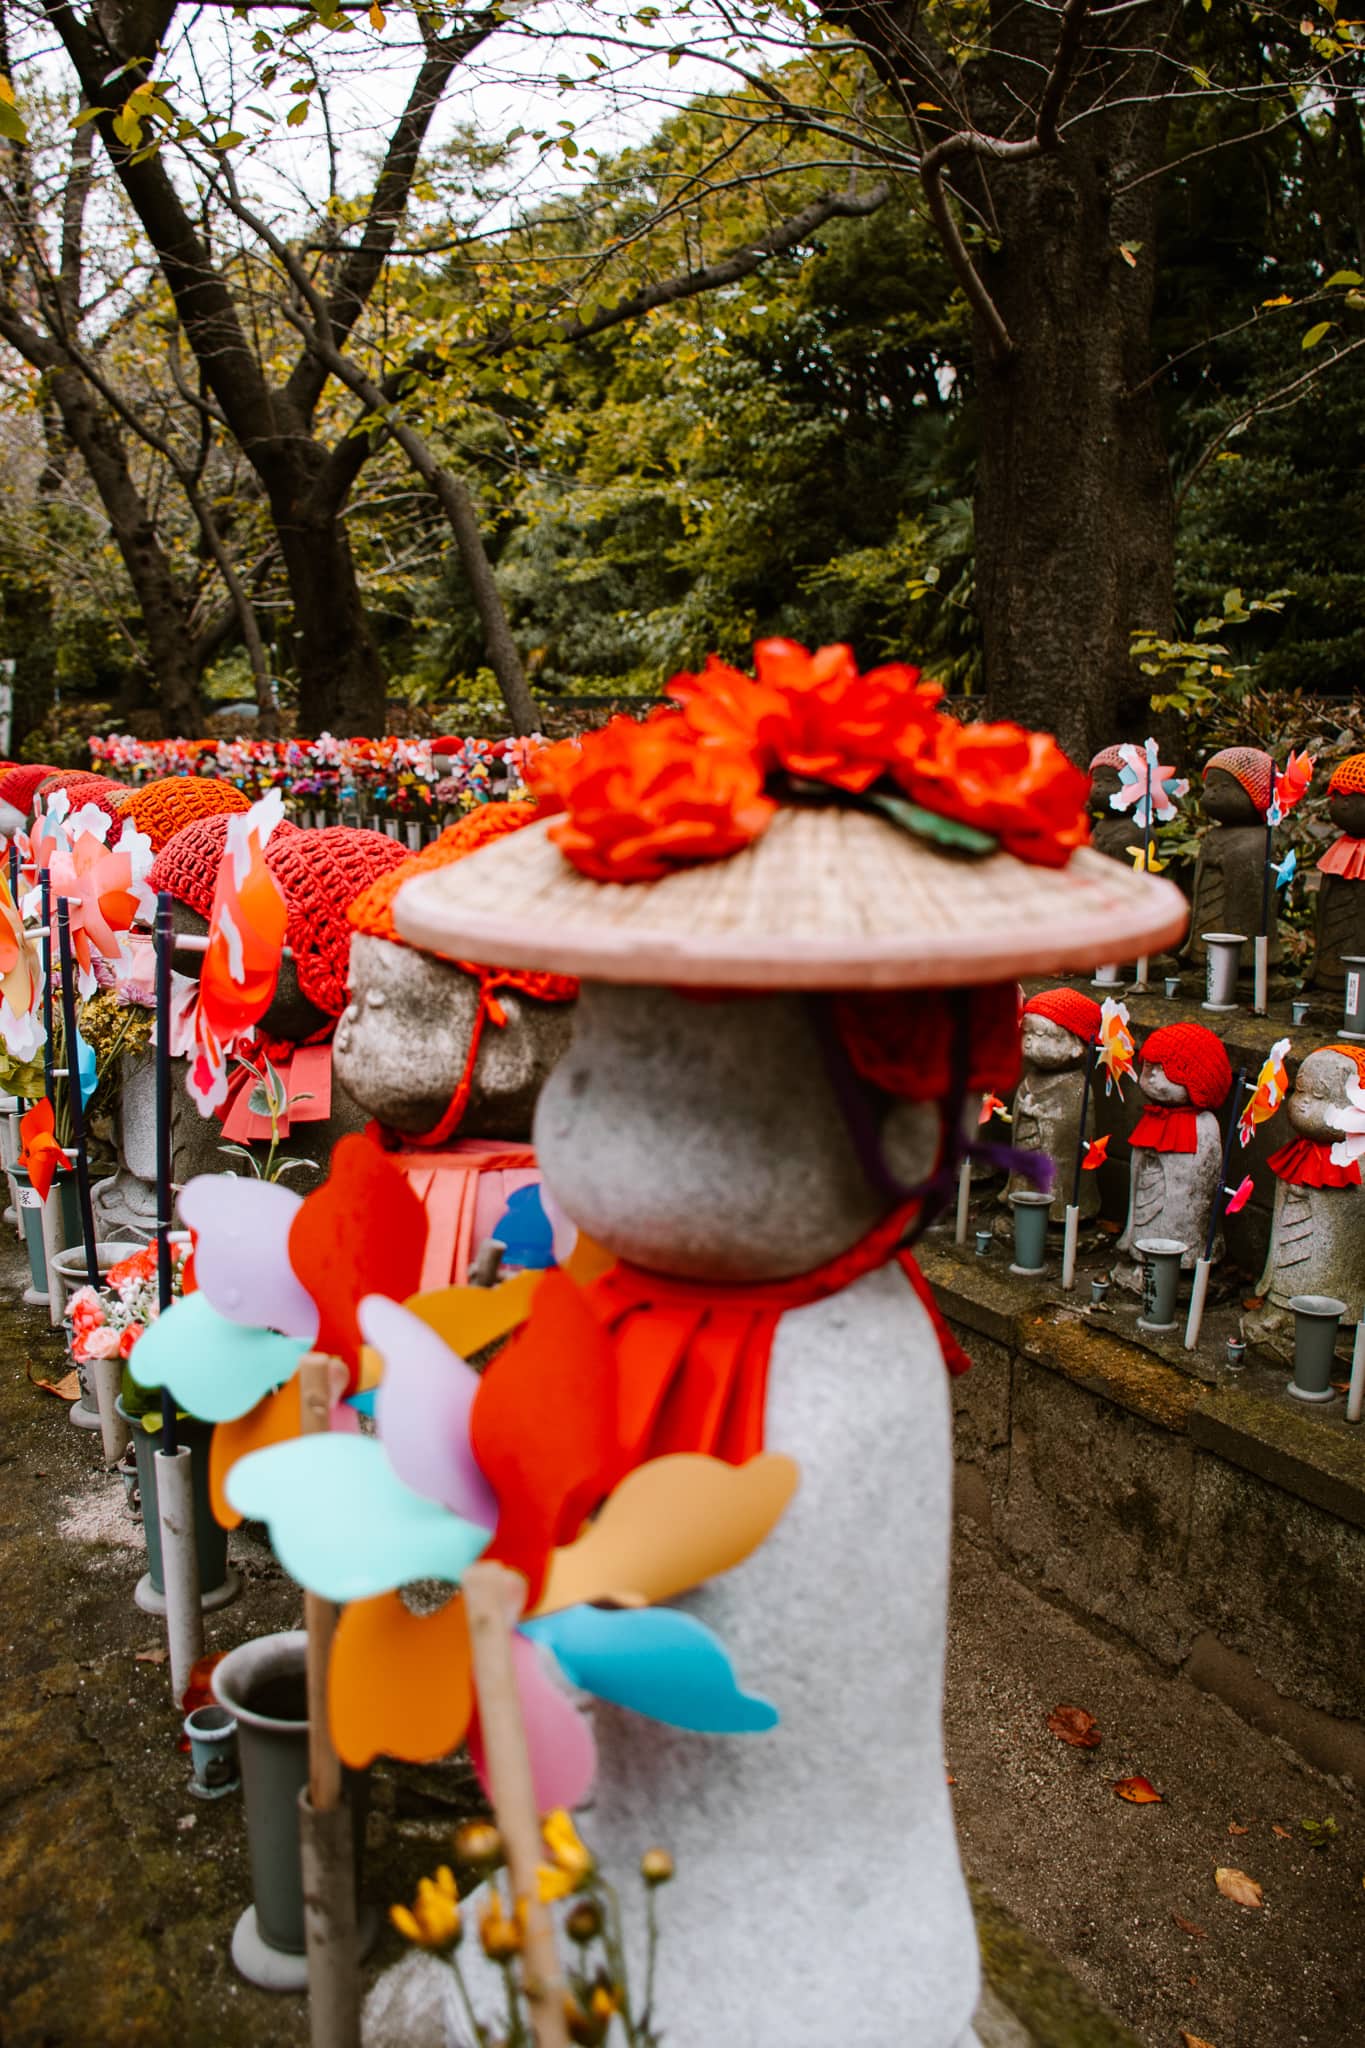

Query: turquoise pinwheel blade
[[226, 1434, 491, 1602], [129, 1289, 307, 1422], [524, 1604, 778, 1734]]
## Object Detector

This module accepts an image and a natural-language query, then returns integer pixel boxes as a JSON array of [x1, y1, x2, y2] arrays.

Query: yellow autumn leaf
[[369, 0, 386, 25], [0, 74, 15, 106], [1261, 293, 1293, 307], [1214, 1866, 1263, 1908]]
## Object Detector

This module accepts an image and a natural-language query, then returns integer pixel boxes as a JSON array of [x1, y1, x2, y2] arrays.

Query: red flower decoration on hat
[[545, 711, 776, 884], [891, 719, 1091, 870]]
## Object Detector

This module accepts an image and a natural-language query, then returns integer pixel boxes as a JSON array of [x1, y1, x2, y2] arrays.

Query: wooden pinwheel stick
[[1183, 1064, 1248, 1352], [464, 1560, 571, 2048], [297, 1351, 361, 2048]]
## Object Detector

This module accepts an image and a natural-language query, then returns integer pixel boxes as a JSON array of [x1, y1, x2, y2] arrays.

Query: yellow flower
[[389, 1864, 462, 1948], [479, 1885, 527, 1961], [542, 1808, 595, 1884], [538, 1863, 577, 1904], [640, 1847, 674, 1887]]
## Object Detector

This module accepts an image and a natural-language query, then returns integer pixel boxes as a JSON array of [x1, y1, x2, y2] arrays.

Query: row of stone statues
[[1090, 743, 1365, 989], [1012, 986, 1364, 1342]]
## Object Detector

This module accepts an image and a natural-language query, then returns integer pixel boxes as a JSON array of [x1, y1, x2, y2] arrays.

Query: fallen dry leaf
[[1215, 1867, 1264, 1908], [1272, 1825, 1291, 1840], [134, 1646, 168, 1665], [1171, 1914, 1208, 1939], [1228, 1821, 1249, 1835], [28, 1365, 80, 1401], [1113, 1775, 1163, 1804], [945, 1772, 957, 1786], [1047, 1705, 1102, 1749], [1180, 2033, 1217, 2047]]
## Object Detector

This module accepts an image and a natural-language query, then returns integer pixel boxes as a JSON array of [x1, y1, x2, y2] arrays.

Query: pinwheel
[[1081, 1134, 1110, 1170], [19, 1098, 70, 1202], [20, 797, 154, 996], [1223, 1174, 1255, 1215], [1239, 1037, 1291, 1147], [227, 1274, 797, 1810], [0, 870, 42, 1060], [1110, 739, 1188, 829], [1272, 847, 1297, 891], [1325, 1074, 1365, 1173], [1266, 749, 1313, 826], [184, 792, 289, 1115], [1096, 998, 1136, 1098], [978, 1091, 1010, 1125]]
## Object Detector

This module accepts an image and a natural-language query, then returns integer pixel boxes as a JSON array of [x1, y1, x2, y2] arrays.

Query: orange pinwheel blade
[[328, 1590, 472, 1768], [209, 1381, 302, 1529], [288, 1135, 427, 1379]]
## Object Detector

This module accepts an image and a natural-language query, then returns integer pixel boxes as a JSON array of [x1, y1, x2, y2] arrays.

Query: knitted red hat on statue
[[265, 825, 408, 1018], [1204, 747, 1273, 814], [149, 812, 303, 921], [1022, 987, 1102, 1043], [34, 770, 127, 829], [119, 774, 251, 853], [0, 763, 59, 815], [1139, 1022, 1232, 1109]]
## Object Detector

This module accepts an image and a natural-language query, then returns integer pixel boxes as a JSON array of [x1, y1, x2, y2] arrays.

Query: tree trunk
[[269, 480, 387, 736], [972, 147, 1174, 762], [49, 364, 205, 736]]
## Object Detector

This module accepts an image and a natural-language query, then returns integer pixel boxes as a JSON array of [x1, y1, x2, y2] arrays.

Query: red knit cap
[[119, 775, 251, 854], [0, 763, 58, 814], [1204, 746, 1273, 812], [834, 982, 1022, 1101], [1140, 1022, 1232, 1110], [148, 812, 303, 922], [1089, 745, 1126, 773], [1328, 752, 1365, 796], [36, 771, 128, 830], [1023, 987, 1102, 1042], [266, 826, 408, 1018]]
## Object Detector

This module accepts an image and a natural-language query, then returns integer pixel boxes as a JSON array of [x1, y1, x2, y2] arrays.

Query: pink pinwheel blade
[[177, 1175, 320, 1341], [1225, 1175, 1254, 1217], [363, 1295, 497, 1527], [469, 1630, 597, 1814]]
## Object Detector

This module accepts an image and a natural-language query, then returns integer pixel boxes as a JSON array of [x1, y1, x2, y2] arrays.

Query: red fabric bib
[[586, 1203, 969, 1472], [1130, 1104, 1200, 1154], [1267, 1136, 1361, 1189], [218, 1032, 333, 1141], [1317, 836, 1365, 881]]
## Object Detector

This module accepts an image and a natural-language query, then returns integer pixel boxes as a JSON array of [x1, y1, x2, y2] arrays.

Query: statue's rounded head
[[1328, 753, 1365, 840], [1202, 749, 1273, 826], [1138, 1021, 1232, 1111], [1288, 1045, 1365, 1142], [1022, 988, 1100, 1071], [1087, 747, 1125, 819]]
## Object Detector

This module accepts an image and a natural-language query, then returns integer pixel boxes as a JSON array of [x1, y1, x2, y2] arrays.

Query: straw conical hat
[[393, 806, 1187, 991]]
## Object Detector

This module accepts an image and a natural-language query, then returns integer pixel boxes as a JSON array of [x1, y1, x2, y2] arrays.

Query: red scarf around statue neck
[[1267, 1136, 1361, 1190], [1130, 1104, 1200, 1154], [586, 1202, 969, 1472]]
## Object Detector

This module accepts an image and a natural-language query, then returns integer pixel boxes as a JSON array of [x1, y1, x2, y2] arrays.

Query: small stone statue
[[1088, 746, 1140, 863], [1246, 1043, 1365, 1349], [1312, 754, 1365, 992], [1185, 747, 1278, 974], [1115, 1021, 1231, 1288], [1009, 987, 1102, 1222]]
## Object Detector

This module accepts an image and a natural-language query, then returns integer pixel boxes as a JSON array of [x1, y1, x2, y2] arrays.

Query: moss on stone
[[972, 1882, 1144, 2047]]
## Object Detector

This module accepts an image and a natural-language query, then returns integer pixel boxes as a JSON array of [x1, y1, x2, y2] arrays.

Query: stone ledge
[[1187, 1383, 1365, 1533]]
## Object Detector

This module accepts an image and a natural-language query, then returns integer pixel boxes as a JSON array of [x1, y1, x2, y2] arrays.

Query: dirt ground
[[1, 1247, 1361, 2048]]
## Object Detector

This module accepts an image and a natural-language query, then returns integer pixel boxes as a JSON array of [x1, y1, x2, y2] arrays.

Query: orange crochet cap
[[349, 804, 574, 1007], [119, 775, 251, 854], [0, 763, 58, 814], [1140, 1022, 1232, 1109], [266, 826, 408, 1019], [1204, 746, 1273, 813], [36, 771, 128, 830], [1024, 987, 1102, 1042], [1328, 752, 1365, 796], [148, 813, 303, 921], [1323, 1043, 1365, 1086]]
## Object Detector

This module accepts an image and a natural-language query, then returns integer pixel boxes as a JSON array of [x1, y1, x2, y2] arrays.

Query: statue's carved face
[[335, 932, 573, 1140], [534, 983, 943, 1283], [1139, 1060, 1188, 1107], [1088, 767, 1122, 818], [1202, 768, 1263, 828], [1288, 1048, 1358, 1143], [1021, 1016, 1086, 1072], [1329, 786, 1365, 839]]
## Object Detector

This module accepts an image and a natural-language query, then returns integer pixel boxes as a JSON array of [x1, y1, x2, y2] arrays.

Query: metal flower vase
[[1008, 1189, 1052, 1276], [1136, 1238, 1186, 1334], [1287, 1295, 1346, 1403], [114, 1397, 240, 1613]]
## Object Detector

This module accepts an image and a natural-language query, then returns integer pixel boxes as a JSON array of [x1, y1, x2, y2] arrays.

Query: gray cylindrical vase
[[185, 1703, 240, 1800], [1091, 963, 1121, 988], [12, 1162, 80, 1305], [1286, 1294, 1346, 1402], [1291, 999, 1311, 1026], [1340, 956, 1365, 1042], [1201, 933, 1245, 1012], [212, 1632, 373, 1991], [1164, 976, 1181, 1000], [1008, 1190, 1052, 1276], [115, 1396, 239, 1614], [1136, 1237, 1186, 1333]]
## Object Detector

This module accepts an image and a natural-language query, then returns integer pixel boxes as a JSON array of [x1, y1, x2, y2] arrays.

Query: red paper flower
[[892, 719, 1091, 869], [19, 1099, 70, 1203], [668, 640, 942, 796], [547, 712, 776, 884]]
